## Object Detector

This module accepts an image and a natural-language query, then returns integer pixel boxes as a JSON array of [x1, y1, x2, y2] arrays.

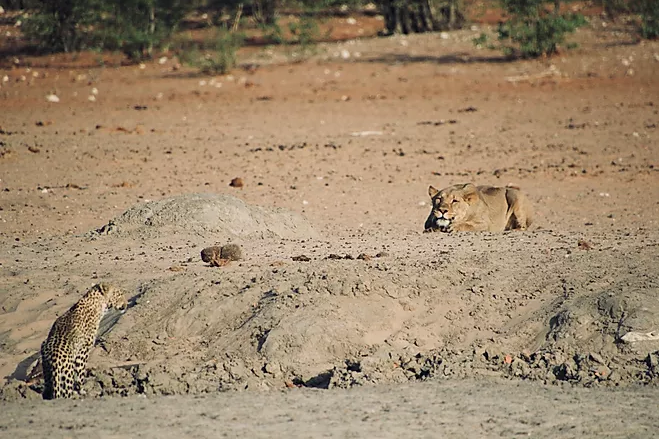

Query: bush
[[474, 0, 586, 58], [181, 29, 244, 74], [633, 0, 659, 39], [22, 0, 102, 52], [22, 0, 190, 56], [288, 14, 320, 53]]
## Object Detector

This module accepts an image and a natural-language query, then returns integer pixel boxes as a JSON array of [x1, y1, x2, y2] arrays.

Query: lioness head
[[425, 183, 480, 232]]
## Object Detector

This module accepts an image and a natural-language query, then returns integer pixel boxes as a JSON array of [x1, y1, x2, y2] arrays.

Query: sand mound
[[38, 230, 655, 399], [90, 193, 317, 241], [3, 208, 658, 401]]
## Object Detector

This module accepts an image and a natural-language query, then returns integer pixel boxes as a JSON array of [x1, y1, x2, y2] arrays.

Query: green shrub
[[499, 10, 586, 57], [633, 0, 659, 39], [258, 21, 286, 44], [23, 0, 190, 56], [22, 0, 102, 52], [474, 0, 586, 58], [288, 15, 320, 54], [181, 29, 244, 74]]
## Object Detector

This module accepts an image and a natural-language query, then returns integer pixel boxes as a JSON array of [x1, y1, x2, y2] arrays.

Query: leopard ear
[[428, 185, 439, 198]]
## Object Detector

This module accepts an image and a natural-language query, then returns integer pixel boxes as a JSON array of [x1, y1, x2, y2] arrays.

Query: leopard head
[[95, 283, 128, 312]]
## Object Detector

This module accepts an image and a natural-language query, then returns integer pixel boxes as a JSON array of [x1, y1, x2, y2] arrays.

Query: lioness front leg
[[450, 223, 483, 232]]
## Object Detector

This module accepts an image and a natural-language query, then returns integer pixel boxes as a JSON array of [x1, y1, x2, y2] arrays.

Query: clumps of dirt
[[3, 230, 658, 402], [0, 379, 41, 401], [0, 141, 11, 159], [201, 244, 243, 267], [229, 177, 244, 188], [88, 193, 317, 241], [37, 230, 651, 400], [292, 254, 311, 261], [325, 252, 388, 261]]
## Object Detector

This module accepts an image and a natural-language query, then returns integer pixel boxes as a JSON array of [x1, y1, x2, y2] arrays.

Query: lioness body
[[424, 183, 532, 233]]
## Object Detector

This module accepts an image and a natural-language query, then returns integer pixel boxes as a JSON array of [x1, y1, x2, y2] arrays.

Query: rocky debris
[[292, 254, 311, 262], [417, 119, 457, 126], [577, 239, 593, 250], [229, 177, 244, 188], [200, 244, 243, 267]]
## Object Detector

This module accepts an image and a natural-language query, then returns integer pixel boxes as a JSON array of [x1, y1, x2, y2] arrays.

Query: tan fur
[[424, 183, 533, 233], [41, 283, 127, 399]]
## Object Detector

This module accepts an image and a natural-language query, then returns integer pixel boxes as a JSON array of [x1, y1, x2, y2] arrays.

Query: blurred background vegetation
[[0, 0, 655, 68]]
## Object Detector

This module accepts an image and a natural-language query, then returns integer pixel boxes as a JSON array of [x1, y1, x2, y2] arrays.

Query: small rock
[[158, 56, 167, 64], [593, 364, 611, 380], [200, 246, 222, 263], [292, 255, 311, 262], [577, 239, 593, 250], [46, 94, 60, 103], [229, 177, 244, 188], [589, 352, 605, 364], [264, 362, 281, 376], [201, 244, 242, 267], [220, 243, 243, 261]]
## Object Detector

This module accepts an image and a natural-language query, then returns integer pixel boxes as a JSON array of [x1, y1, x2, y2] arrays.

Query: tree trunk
[[147, 5, 155, 57], [255, 0, 277, 25], [448, 0, 456, 29], [379, 0, 467, 34], [553, 0, 561, 14], [379, 0, 438, 35]]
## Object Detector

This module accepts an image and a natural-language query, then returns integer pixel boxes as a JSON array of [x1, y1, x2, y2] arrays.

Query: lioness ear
[[428, 185, 439, 198], [462, 183, 478, 203]]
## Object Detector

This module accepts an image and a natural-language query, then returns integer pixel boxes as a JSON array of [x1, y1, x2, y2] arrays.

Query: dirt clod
[[292, 255, 311, 262]]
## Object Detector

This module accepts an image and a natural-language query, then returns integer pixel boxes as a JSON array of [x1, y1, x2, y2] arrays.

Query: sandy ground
[[1, 12, 659, 438], [2, 379, 659, 438]]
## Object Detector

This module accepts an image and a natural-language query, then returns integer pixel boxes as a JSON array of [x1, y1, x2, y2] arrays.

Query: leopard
[[40, 283, 127, 400], [424, 182, 533, 233]]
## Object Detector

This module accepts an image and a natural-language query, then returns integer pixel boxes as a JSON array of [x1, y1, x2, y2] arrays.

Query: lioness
[[424, 183, 532, 233]]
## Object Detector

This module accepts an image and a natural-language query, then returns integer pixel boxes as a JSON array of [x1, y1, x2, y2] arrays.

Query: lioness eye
[[451, 199, 458, 204]]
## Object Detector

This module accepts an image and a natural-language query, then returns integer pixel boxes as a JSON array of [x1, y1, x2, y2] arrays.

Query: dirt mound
[[3, 228, 658, 402], [3, 229, 651, 401], [90, 193, 318, 241]]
